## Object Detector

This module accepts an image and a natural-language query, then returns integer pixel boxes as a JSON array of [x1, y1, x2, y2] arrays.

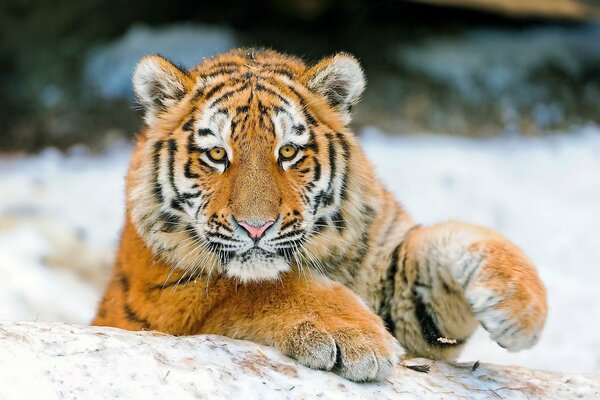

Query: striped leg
[[388, 222, 547, 360]]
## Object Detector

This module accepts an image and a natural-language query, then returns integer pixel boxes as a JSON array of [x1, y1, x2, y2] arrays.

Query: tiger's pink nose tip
[[238, 220, 274, 240]]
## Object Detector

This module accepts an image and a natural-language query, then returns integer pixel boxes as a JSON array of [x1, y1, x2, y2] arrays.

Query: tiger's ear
[[303, 53, 365, 125], [132, 55, 194, 127]]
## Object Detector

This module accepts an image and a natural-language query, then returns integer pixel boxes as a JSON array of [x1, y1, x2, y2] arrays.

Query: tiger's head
[[128, 49, 366, 282]]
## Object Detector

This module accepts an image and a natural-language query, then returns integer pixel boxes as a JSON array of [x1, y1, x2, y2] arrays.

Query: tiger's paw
[[467, 239, 548, 352], [280, 317, 403, 382]]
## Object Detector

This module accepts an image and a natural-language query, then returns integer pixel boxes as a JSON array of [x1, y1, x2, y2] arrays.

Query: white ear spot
[[304, 53, 365, 125], [132, 55, 191, 126]]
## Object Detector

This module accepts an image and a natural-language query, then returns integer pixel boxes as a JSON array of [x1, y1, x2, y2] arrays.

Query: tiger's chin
[[224, 248, 291, 283]]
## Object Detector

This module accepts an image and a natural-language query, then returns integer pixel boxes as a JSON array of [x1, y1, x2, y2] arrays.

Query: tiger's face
[[128, 49, 365, 282]]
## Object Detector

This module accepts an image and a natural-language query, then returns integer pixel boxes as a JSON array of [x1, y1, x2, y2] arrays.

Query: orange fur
[[94, 49, 547, 380]]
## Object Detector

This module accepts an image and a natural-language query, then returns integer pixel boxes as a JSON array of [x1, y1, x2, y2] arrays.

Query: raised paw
[[280, 316, 403, 382], [466, 238, 548, 351]]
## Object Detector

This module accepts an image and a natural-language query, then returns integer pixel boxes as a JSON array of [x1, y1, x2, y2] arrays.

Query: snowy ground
[[3, 321, 597, 400], [1, 127, 599, 374]]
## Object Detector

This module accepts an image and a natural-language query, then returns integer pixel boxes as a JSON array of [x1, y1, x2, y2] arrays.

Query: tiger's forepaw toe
[[467, 239, 548, 352], [478, 308, 544, 352], [469, 282, 547, 352], [282, 319, 403, 382], [332, 327, 403, 382]]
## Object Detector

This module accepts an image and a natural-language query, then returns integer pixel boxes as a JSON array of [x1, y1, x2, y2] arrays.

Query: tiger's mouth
[[223, 247, 291, 283], [198, 216, 309, 283]]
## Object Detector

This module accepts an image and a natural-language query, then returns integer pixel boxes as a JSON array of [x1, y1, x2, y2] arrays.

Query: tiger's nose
[[238, 220, 274, 240]]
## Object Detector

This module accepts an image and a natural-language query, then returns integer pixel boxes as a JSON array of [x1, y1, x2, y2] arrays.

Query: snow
[[1, 127, 599, 375], [1, 321, 598, 400]]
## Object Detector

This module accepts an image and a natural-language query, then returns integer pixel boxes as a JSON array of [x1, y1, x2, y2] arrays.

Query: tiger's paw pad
[[282, 320, 402, 382]]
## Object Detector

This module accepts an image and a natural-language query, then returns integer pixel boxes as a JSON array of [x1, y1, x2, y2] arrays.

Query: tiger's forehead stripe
[[184, 63, 311, 151]]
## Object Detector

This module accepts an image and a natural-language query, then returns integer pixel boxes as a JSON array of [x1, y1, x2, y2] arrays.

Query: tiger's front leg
[[388, 221, 547, 360]]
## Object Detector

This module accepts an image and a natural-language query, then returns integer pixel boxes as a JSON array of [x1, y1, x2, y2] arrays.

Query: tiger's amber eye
[[207, 147, 227, 163], [279, 144, 298, 161]]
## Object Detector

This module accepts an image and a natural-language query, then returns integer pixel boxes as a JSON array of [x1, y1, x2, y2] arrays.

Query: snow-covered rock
[[0, 320, 597, 400]]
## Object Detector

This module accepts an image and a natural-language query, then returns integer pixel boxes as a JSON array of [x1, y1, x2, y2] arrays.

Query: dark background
[[2, 0, 600, 152]]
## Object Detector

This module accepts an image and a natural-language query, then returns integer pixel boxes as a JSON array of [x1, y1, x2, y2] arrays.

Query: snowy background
[[1, 126, 599, 374]]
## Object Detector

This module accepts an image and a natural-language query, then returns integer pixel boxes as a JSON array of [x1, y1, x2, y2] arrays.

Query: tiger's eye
[[279, 144, 298, 161], [207, 147, 227, 163]]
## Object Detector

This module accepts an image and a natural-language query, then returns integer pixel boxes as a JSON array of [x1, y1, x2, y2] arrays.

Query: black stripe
[[255, 83, 291, 105], [273, 229, 304, 241], [413, 292, 464, 348], [184, 158, 198, 179], [330, 210, 346, 231], [381, 243, 402, 335], [292, 125, 306, 135], [167, 139, 182, 203], [273, 238, 304, 248], [158, 211, 181, 233], [282, 83, 318, 126], [323, 133, 337, 206], [289, 155, 308, 170], [123, 304, 152, 330], [119, 274, 130, 292], [336, 133, 351, 201], [280, 218, 298, 232], [312, 217, 328, 234], [152, 140, 165, 203], [206, 232, 243, 242], [305, 129, 319, 152], [198, 67, 239, 80], [403, 224, 466, 349], [205, 61, 241, 70], [203, 82, 226, 100], [313, 158, 321, 182], [182, 118, 195, 132], [210, 81, 250, 106], [192, 86, 205, 102], [187, 132, 201, 153], [269, 68, 294, 79], [212, 220, 233, 233], [170, 198, 183, 211], [180, 191, 201, 199], [198, 128, 214, 137], [116, 261, 130, 293]]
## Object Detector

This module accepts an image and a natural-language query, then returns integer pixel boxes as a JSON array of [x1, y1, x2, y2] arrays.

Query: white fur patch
[[132, 56, 188, 127], [225, 250, 291, 283], [306, 54, 365, 125]]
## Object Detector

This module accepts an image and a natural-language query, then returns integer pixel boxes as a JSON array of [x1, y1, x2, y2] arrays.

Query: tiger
[[93, 48, 547, 382]]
